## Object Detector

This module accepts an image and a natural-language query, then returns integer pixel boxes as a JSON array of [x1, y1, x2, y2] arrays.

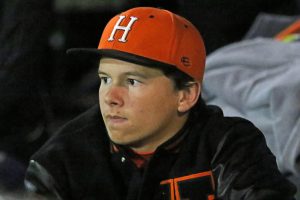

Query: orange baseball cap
[[67, 7, 206, 82]]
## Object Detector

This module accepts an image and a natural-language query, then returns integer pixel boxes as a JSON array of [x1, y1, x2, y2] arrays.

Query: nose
[[102, 86, 124, 107]]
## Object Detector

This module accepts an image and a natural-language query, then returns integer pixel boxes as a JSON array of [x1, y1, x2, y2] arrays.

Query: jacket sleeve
[[23, 130, 73, 200], [24, 160, 65, 200], [210, 119, 297, 200]]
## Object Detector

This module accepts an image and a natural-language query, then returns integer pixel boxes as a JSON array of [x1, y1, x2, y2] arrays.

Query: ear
[[177, 82, 201, 113]]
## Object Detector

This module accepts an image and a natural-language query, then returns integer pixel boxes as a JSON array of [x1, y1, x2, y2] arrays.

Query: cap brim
[[66, 48, 175, 69]]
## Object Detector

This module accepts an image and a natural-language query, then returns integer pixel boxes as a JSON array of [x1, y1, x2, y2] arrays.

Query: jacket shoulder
[[202, 104, 258, 137], [32, 104, 106, 159], [198, 105, 297, 199], [25, 104, 110, 199]]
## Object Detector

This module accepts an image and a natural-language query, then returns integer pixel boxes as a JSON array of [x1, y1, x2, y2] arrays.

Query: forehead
[[98, 57, 165, 77]]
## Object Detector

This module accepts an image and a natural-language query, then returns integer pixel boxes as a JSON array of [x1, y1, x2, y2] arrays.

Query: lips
[[106, 114, 127, 124]]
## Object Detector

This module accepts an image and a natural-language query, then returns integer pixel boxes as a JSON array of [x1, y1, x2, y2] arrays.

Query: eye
[[99, 76, 111, 85], [127, 78, 141, 86]]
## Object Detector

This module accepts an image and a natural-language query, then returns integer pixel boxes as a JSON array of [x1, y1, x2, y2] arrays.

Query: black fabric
[[25, 101, 297, 200]]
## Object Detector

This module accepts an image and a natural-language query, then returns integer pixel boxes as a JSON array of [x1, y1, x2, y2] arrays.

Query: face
[[98, 58, 189, 153]]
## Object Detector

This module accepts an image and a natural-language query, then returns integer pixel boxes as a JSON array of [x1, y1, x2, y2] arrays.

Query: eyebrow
[[98, 70, 106, 75], [123, 71, 148, 79], [98, 70, 149, 79]]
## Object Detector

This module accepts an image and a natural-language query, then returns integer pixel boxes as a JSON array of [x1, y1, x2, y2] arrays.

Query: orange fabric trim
[[174, 171, 212, 182], [160, 179, 175, 200], [174, 171, 215, 190], [161, 171, 215, 200], [275, 19, 300, 40], [132, 150, 154, 156], [174, 171, 215, 200]]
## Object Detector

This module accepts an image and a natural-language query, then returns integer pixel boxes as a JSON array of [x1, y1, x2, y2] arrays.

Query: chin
[[109, 134, 132, 145], [111, 137, 142, 148]]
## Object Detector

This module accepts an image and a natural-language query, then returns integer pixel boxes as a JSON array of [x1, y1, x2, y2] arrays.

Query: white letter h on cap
[[108, 15, 138, 43]]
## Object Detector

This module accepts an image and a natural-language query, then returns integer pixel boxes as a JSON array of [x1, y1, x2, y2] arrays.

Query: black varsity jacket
[[24, 101, 297, 200]]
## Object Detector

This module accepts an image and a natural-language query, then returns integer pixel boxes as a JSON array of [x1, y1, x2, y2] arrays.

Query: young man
[[24, 7, 297, 200]]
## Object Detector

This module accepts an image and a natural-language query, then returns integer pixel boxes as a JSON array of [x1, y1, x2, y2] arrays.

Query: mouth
[[106, 114, 127, 124]]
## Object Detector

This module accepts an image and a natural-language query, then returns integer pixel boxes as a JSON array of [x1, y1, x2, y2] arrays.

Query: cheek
[[98, 88, 102, 100], [99, 89, 107, 105], [98, 93, 104, 109], [126, 96, 152, 121], [133, 93, 178, 117]]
